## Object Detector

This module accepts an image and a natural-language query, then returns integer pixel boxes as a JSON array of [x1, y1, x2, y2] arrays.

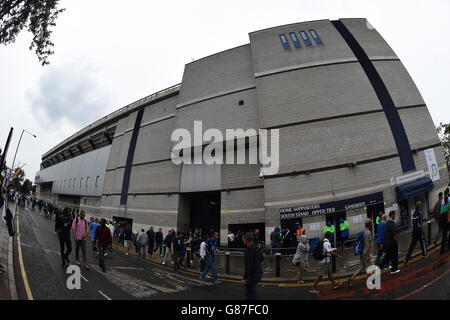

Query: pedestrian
[[146, 227, 155, 256], [71, 210, 90, 270], [95, 218, 112, 272], [241, 232, 264, 300], [403, 201, 428, 265], [200, 232, 220, 284], [171, 231, 184, 271], [434, 192, 443, 246], [55, 207, 73, 268], [90, 218, 100, 255], [295, 223, 304, 245], [292, 232, 309, 283], [153, 228, 163, 256], [380, 210, 401, 274], [375, 214, 387, 268], [227, 230, 235, 248], [199, 234, 209, 276], [123, 224, 133, 255], [270, 227, 282, 262], [137, 229, 148, 259], [162, 230, 174, 265], [253, 228, 261, 246], [440, 193, 450, 254], [348, 218, 373, 288], [339, 217, 350, 248], [323, 221, 335, 242], [309, 231, 342, 294]]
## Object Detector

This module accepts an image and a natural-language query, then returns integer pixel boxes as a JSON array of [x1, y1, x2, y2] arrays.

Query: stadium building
[[35, 18, 449, 246]]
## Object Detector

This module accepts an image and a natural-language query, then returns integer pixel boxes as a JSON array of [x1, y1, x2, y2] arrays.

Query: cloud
[[26, 61, 112, 128]]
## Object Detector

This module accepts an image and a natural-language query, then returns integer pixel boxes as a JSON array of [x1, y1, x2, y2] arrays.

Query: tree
[[0, 0, 65, 66], [21, 178, 33, 195], [437, 122, 450, 170], [11, 168, 25, 191]]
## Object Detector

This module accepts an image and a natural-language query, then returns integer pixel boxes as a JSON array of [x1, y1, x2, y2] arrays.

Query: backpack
[[353, 231, 365, 256], [313, 239, 326, 261]]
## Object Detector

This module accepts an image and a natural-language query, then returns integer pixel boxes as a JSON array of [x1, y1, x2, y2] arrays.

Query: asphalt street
[[13, 205, 450, 300]]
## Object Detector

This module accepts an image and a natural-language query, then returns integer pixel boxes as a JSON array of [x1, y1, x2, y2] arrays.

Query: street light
[[11, 129, 37, 171]]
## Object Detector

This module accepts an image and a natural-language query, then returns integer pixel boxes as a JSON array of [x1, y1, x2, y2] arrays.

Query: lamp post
[[11, 129, 37, 171]]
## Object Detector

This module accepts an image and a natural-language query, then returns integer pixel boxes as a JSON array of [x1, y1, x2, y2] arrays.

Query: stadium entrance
[[178, 191, 221, 234]]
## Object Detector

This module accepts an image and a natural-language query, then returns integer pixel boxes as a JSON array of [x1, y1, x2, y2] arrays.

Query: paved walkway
[[112, 220, 441, 283], [0, 201, 17, 300]]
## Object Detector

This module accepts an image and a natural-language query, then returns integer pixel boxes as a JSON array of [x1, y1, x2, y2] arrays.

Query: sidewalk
[[0, 201, 17, 300], [112, 221, 441, 283]]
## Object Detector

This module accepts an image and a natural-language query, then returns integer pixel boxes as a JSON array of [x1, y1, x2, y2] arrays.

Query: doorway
[[180, 191, 221, 235], [366, 203, 385, 235]]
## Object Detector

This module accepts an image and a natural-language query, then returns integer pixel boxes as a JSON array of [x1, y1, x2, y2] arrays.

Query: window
[[309, 29, 322, 44], [299, 30, 312, 46], [73, 178, 76, 188], [85, 177, 89, 188], [238, 100, 244, 106], [69, 179, 72, 188], [289, 32, 300, 47], [279, 34, 290, 49], [64, 179, 66, 188], [95, 175, 100, 187], [80, 177, 84, 187]]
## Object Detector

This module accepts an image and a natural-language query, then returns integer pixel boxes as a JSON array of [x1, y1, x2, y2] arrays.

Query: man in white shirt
[[309, 231, 343, 294], [199, 234, 210, 279]]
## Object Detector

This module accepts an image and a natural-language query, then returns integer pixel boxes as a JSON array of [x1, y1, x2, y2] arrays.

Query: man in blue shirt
[[90, 218, 100, 254], [200, 232, 221, 284], [375, 214, 387, 268]]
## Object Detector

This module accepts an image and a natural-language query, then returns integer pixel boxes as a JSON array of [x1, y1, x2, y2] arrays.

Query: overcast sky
[[1, 0, 449, 181]]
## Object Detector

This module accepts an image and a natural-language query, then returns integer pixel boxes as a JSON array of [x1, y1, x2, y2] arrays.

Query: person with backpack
[[380, 210, 400, 274], [241, 232, 264, 300], [309, 231, 343, 294], [348, 218, 373, 288], [403, 201, 428, 265], [71, 210, 90, 270], [270, 227, 282, 262], [292, 232, 309, 283]]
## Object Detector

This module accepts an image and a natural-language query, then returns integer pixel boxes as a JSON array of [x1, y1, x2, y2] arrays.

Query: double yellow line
[[15, 207, 34, 300]]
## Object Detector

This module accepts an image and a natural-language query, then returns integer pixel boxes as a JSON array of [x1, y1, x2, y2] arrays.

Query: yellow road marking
[[16, 210, 34, 300]]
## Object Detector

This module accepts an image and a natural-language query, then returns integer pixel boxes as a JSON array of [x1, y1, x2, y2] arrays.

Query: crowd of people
[[3, 180, 448, 300]]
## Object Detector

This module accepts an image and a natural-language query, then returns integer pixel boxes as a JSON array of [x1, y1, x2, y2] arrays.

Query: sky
[[0, 0, 449, 181]]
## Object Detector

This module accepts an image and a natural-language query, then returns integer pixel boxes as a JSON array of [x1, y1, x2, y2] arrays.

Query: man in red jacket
[[95, 218, 112, 272]]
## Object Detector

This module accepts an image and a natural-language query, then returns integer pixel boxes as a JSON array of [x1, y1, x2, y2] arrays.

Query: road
[[13, 205, 450, 300]]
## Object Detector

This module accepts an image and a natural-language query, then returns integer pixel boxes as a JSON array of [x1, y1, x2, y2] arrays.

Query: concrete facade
[[36, 18, 449, 246]]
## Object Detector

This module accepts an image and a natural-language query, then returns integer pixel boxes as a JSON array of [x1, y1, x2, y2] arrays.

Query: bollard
[[428, 221, 432, 245], [186, 249, 191, 268], [225, 252, 231, 274], [275, 253, 281, 277]]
